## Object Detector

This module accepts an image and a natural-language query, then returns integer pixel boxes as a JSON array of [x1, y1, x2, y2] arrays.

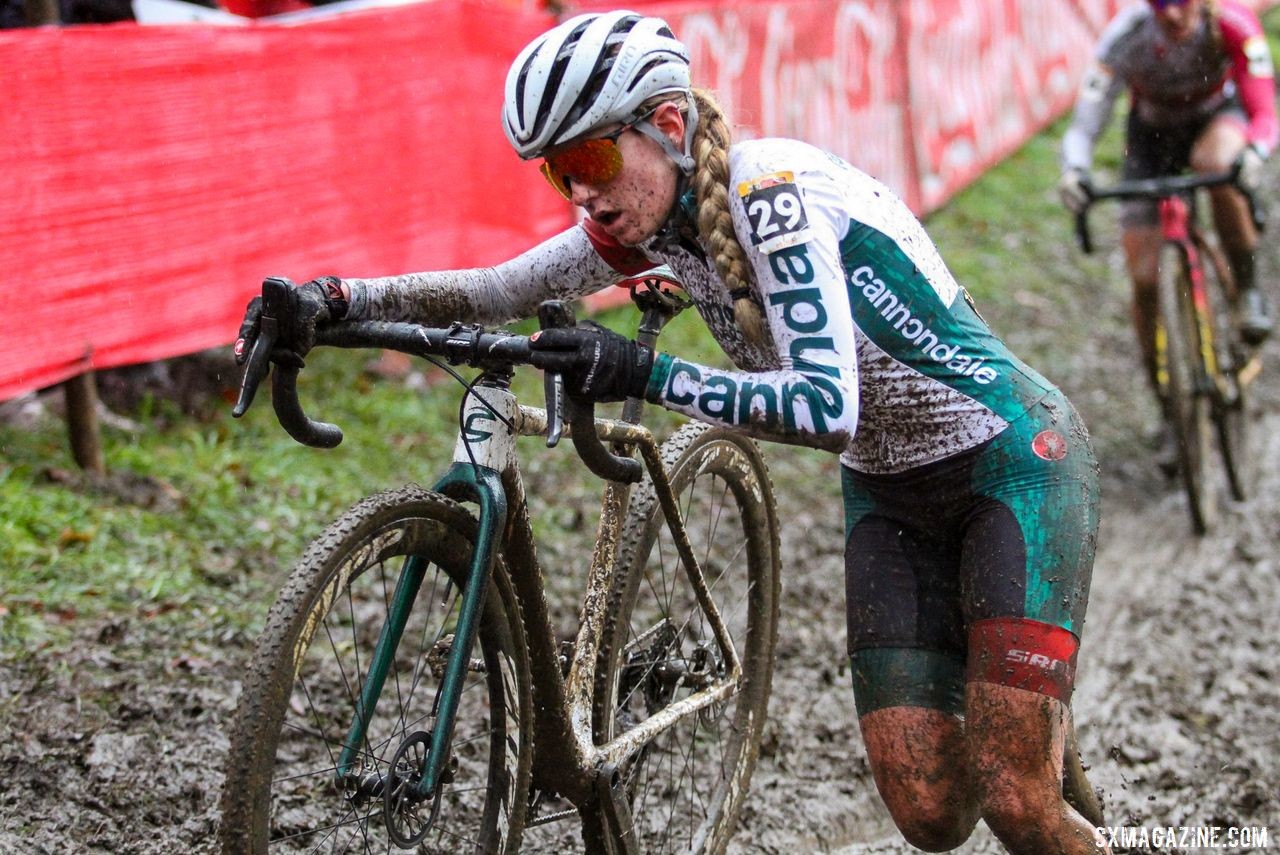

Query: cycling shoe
[[1240, 287, 1273, 346]]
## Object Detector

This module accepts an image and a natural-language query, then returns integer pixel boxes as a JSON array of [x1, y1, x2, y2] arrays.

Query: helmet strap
[[635, 96, 701, 254], [632, 96, 699, 176]]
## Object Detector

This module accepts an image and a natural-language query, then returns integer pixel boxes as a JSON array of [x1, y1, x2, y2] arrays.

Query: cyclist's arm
[[1220, 2, 1279, 155], [1061, 60, 1124, 172], [644, 174, 859, 453], [344, 226, 626, 325]]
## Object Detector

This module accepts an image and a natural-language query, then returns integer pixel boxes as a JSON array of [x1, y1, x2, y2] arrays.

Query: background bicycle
[[1073, 169, 1264, 534]]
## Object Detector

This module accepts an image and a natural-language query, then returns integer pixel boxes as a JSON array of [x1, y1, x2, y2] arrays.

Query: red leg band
[[966, 617, 1080, 702]]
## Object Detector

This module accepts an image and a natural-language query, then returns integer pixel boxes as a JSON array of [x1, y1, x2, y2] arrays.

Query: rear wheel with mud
[[592, 424, 781, 853]]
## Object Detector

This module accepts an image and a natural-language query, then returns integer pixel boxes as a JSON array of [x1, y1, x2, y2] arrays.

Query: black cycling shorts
[[1121, 98, 1248, 228]]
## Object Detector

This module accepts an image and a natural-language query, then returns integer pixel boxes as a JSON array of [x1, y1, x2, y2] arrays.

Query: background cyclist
[[237, 11, 1108, 853], [1058, 0, 1278, 461]]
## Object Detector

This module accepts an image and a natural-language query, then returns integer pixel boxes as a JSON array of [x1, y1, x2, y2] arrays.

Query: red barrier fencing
[[2, 1, 566, 400], [2, 0, 1276, 401]]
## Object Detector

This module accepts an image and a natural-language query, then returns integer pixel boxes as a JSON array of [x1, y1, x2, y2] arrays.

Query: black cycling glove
[[234, 276, 349, 365], [528, 321, 655, 403]]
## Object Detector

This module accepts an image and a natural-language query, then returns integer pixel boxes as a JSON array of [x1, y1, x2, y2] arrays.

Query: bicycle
[[1074, 169, 1264, 535], [218, 273, 782, 853]]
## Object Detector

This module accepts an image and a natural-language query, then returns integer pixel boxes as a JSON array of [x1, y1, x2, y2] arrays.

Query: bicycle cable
[[414, 352, 519, 474]]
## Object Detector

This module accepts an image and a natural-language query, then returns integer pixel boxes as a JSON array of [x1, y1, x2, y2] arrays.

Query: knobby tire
[[219, 486, 533, 854]]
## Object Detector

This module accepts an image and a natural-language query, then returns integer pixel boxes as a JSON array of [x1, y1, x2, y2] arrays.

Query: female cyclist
[[237, 11, 1107, 854], [1058, 0, 1277, 459]]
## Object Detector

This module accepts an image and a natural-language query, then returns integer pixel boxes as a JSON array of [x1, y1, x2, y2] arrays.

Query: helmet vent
[[627, 58, 665, 93]]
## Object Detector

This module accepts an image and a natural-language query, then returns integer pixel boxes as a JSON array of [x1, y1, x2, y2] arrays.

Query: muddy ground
[[3, 216, 1280, 853]]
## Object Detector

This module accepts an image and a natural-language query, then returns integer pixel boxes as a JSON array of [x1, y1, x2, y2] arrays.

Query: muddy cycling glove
[[234, 276, 349, 364], [528, 321, 655, 403]]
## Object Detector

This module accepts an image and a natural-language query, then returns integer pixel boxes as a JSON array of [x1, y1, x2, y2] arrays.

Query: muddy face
[[567, 119, 681, 247]]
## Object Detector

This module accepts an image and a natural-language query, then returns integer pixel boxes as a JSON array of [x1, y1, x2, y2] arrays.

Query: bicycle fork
[[333, 381, 514, 807]]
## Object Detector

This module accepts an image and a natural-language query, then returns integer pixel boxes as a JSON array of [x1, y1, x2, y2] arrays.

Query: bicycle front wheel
[[593, 423, 780, 854], [220, 486, 532, 854], [1199, 236, 1254, 502], [1157, 241, 1216, 534]]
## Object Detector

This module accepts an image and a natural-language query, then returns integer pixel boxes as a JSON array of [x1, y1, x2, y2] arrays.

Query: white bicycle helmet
[[503, 11, 694, 161]]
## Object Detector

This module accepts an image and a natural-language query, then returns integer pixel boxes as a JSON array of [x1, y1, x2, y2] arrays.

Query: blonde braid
[[687, 88, 769, 346]]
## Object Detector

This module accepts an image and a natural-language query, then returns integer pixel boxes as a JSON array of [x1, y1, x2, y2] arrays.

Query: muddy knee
[[890, 800, 975, 852], [858, 695, 979, 852], [864, 761, 977, 851]]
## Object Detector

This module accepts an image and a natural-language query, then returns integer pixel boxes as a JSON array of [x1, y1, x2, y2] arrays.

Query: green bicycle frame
[[333, 387, 511, 797]]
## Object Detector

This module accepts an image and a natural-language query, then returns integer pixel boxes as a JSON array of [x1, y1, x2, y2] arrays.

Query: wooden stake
[[64, 371, 105, 476]]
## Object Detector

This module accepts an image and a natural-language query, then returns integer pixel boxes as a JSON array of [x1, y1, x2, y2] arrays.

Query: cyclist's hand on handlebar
[[1234, 143, 1267, 195], [233, 276, 349, 365], [529, 321, 655, 403], [1057, 168, 1091, 215]]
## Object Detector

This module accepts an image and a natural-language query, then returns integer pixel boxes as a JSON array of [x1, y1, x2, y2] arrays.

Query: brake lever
[[537, 301, 576, 448], [232, 276, 296, 417], [1073, 179, 1096, 255], [544, 373, 565, 447], [232, 286, 286, 422], [232, 317, 272, 417], [1074, 211, 1094, 255]]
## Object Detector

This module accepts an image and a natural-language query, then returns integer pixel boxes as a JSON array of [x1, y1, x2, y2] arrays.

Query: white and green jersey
[[344, 138, 1056, 475]]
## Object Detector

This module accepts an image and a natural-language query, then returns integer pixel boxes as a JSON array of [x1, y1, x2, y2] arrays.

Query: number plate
[[738, 171, 813, 254]]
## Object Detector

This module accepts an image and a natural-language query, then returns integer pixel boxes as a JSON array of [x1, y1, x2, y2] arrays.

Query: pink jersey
[[1063, 1, 1278, 169]]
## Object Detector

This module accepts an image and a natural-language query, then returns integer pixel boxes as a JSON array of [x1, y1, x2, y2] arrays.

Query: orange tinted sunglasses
[[539, 124, 633, 200]]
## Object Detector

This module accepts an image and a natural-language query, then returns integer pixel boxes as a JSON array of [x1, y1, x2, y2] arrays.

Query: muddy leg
[[859, 706, 979, 852], [966, 682, 1110, 854]]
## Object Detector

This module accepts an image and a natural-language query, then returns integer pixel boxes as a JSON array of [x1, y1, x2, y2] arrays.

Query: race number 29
[[738, 171, 812, 253]]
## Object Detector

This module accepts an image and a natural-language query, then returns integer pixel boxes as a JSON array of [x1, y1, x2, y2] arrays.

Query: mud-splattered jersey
[[345, 139, 1056, 474], [1062, 1, 1278, 170], [635, 139, 1057, 473]]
